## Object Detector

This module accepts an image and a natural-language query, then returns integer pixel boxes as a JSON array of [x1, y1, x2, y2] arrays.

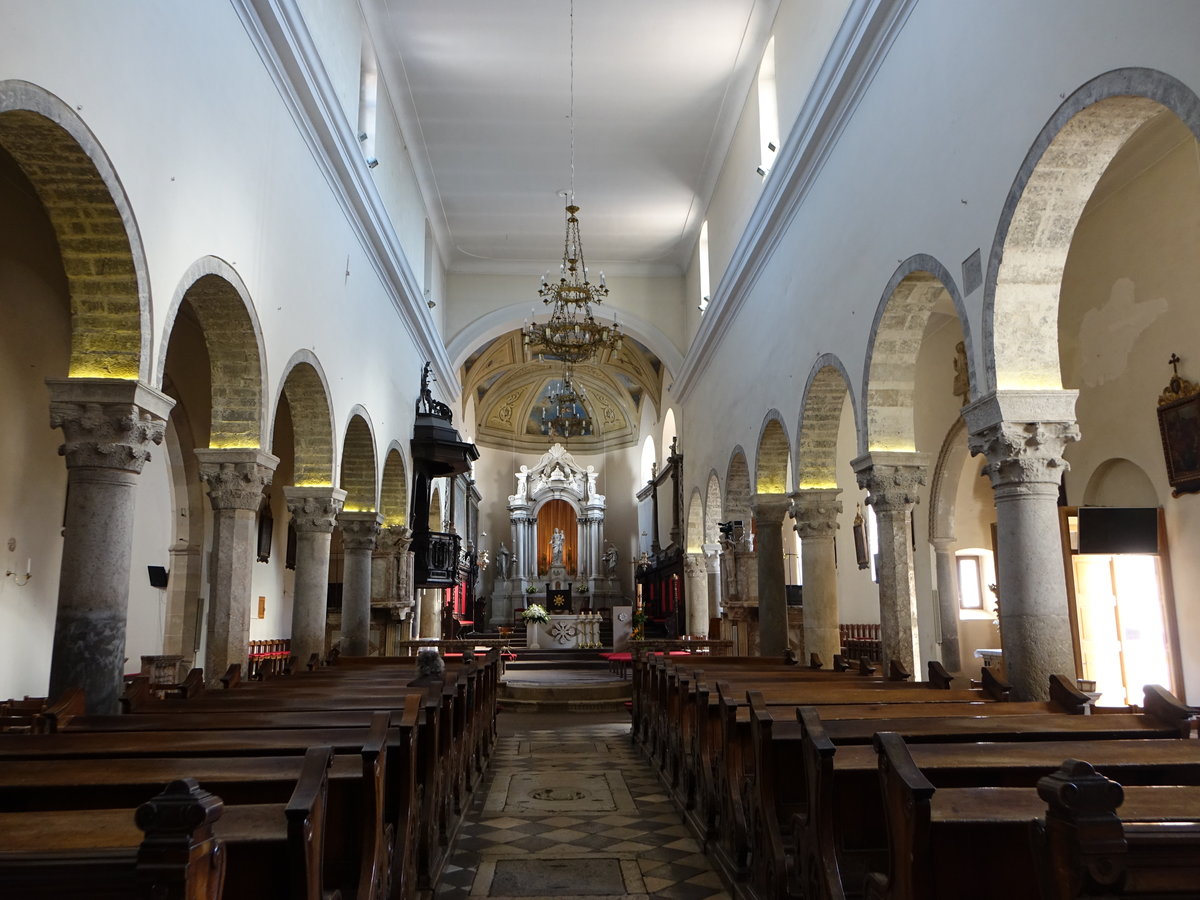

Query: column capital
[[685, 553, 707, 579], [284, 486, 347, 533], [195, 448, 279, 511], [963, 390, 1080, 491], [339, 511, 384, 551], [851, 451, 930, 512], [751, 492, 792, 524], [930, 536, 957, 552], [789, 488, 842, 538], [377, 524, 414, 555], [47, 378, 175, 473]]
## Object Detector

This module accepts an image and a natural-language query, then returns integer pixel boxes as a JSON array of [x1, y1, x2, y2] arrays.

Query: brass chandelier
[[521, 0, 622, 366], [523, 203, 622, 364], [539, 367, 593, 439]]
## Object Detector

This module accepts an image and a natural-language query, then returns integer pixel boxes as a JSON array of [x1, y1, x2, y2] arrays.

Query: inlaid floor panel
[[435, 722, 732, 900]]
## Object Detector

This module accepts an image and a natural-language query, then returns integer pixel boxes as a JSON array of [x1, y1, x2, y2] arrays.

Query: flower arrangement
[[630, 609, 648, 641], [524, 584, 539, 594], [575, 582, 589, 593], [521, 603, 550, 624]]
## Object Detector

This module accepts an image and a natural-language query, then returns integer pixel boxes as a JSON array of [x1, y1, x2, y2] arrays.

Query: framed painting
[[1157, 363, 1200, 496]]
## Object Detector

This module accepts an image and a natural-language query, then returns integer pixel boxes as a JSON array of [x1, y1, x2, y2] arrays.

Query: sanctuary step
[[499, 651, 632, 712], [505, 649, 612, 672]]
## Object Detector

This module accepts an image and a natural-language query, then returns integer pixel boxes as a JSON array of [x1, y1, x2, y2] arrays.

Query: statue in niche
[[496, 543, 511, 580], [952, 341, 970, 406], [550, 528, 565, 566], [603, 542, 619, 578]]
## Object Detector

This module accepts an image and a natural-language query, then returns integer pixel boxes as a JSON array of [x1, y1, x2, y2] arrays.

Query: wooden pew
[[2, 708, 425, 899], [0, 745, 337, 900], [866, 734, 1200, 900], [797, 690, 1200, 900]]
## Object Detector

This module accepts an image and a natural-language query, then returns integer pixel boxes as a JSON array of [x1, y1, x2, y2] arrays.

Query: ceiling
[[362, 0, 780, 277]]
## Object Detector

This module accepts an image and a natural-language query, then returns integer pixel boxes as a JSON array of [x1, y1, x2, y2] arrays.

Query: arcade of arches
[[2, 5, 1199, 720]]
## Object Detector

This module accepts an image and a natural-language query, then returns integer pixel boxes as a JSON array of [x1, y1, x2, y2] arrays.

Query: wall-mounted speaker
[[147, 565, 169, 588]]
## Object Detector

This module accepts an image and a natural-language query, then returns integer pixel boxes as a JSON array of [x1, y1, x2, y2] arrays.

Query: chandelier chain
[[569, 0, 575, 203]]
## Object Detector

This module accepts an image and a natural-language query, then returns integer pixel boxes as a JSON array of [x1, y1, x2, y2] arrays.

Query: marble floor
[[434, 715, 732, 900]]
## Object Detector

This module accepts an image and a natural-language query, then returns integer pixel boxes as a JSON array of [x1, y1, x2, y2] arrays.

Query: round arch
[[725, 447, 752, 523], [0, 80, 150, 381], [862, 255, 969, 454], [985, 68, 1200, 392], [755, 411, 790, 494], [340, 408, 378, 512], [704, 470, 723, 544], [271, 351, 336, 486], [158, 257, 268, 448], [379, 443, 410, 527], [797, 355, 857, 489]]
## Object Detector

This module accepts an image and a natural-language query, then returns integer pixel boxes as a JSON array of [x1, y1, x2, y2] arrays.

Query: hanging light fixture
[[539, 366, 593, 439], [522, 0, 622, 365]]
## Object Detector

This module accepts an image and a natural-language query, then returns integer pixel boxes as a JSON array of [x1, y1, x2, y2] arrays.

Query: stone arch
[[755, 411, 790, 494], [159, 258, 267, 448], [704, 471, 723, 544], [985, 68, 1200, 392], [379, 443, 409, 527], [725, 447, 752, 523], [928, 418, 971, 543], [797, 355, 857, 489], [686, 488, 704, 552], [340, 408, 378, 512], [0, 80, 150, 380], [273, 351, 336, 486], [863, 255, 969, 453]]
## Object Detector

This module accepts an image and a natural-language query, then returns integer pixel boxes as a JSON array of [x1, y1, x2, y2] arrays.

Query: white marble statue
[[496, 542, 511, 580], [603, 542, 619, 578], [550, 527, 565, 566]]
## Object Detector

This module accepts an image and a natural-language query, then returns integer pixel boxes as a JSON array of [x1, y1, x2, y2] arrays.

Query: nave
[[435, 712, 731, 900]]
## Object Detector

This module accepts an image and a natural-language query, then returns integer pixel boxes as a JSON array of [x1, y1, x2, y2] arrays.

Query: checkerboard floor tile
[[433, 722, 732, 900]]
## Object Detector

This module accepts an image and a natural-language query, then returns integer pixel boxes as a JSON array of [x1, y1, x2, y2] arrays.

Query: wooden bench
[[866, 733, 1200, 900], [796, 690, 1200, 900], [0, 745, 336, 900]]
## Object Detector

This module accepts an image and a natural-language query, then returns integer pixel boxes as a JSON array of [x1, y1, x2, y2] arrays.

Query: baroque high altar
[[492, 443, 623, 621]]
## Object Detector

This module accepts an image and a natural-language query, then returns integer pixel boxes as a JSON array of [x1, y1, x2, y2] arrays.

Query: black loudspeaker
[[1077, 507, 1159, 555], [147, 565, 169, 588]]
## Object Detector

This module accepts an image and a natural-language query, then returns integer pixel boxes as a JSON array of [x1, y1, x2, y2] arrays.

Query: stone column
[[930, 538, 963, 672], [339, 511, 383, 656], [702, 543, 722, 619], [752, 493, 792, 657], [195, 449, 278, 683], [419, 587, 442, 638], [684, 553, 710, 637], [790, 488, 842, 668], [284, 486, 346, 667], [851, 452, 930, 675], [46, 378, 174, 714], [963, 390, 1079, 701]]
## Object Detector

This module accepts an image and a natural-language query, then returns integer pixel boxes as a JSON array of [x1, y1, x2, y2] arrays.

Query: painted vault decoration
[[463, 330, 663, 451]]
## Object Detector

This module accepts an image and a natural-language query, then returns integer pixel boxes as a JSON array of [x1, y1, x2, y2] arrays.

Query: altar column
[[753, 493, 792, 656], [963, 390, 1079, 701], [789, 488, 842, 668], [339, 511, 383, 656], [930, 538, 963, 672], [46, 378, 174, 714], [196, 448, 278, 683], [684, 553, 710, 636], [284, 486, 346, 667], [851, 452, 929, 676]]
